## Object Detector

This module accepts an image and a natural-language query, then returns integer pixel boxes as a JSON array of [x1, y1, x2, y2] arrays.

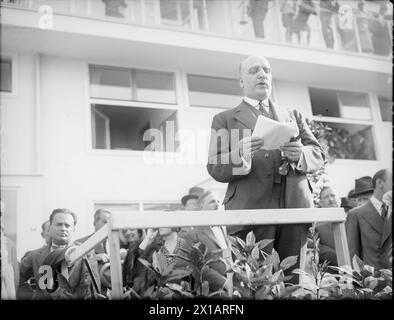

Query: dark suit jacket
[[207, 100, 324, 234], [183, 227, 227, 291], [346, 200, 392, 269], [19, 244, 51, 298], [315, 222, 337, 266]]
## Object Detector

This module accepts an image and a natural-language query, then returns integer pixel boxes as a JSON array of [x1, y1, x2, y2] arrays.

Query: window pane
[[321, 122, 376, 160], [90, 66, 132, 100], [309, 88, 340, 117], [379, 98, 392, 122], [188, 75, 242, 108], [135, 70, 176, 104], [338, 91, 371, 120], [92, 104, 178, 152], [0, 59, 12, 92], [160, 0, 177, 20]]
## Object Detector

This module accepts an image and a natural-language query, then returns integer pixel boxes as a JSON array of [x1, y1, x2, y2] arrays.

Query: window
[[378, 98, 392, 122], [309, 87, 376, 160], [309, 88, 371, 120], [89, 65, 179, 153], [188, 74, 242, 108], [159, 0, 191, 27], [1, 58, 12, 93], [91, 105, 178, 152], [90, 65, 176, 104]]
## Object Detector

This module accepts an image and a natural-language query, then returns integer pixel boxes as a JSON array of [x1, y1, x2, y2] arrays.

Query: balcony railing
[[1, 0, 392, 59]]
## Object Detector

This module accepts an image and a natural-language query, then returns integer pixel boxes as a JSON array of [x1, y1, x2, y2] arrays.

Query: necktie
[[381, 203, 389, 220], [258, 101, 272, 119]]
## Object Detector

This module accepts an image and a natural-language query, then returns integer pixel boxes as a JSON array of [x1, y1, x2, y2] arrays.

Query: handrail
[[109, 208, 346, 230], [65, 224, 108, 266]]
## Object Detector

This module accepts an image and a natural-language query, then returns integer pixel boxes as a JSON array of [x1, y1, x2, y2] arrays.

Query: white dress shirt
[[239, 96, 307, 174], [370, 195, 389, 217]]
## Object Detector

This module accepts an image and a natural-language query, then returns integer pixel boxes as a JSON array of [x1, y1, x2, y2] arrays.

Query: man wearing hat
[[350, 176, 374, 208], [346, 169, 392, 269], [181, 186, 205, 211]]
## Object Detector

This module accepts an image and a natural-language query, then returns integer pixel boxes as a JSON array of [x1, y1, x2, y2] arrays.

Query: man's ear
[[239, 78, 244, 88]]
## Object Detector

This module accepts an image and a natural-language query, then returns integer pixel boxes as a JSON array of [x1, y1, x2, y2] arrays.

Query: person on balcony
[[102, 0, 127, 18], [247, 0, 272, 39], [180, 186, 205, 211], [337, 4, 357, 51], [319, 0, 339, 49], [292, 0, 317, 46], [206, 54, 325, 283], [353, 0, 373, 54], [369, 3, 391, 56], [346, 169, 392, 270], [280, 0, 297, 43]]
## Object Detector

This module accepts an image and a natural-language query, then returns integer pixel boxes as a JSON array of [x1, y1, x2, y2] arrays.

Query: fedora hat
[[351, 176, 374, 197], [181, 186, 205, 206]]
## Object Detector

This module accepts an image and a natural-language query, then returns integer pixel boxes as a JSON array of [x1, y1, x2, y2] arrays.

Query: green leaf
[[237, 237, 246, 249], [280, 255, 298, 271], [246, 231, 256, 247], [266, 249, 280, 272], [163, 269, 192, 284], [137, 257, 158, 275], [201, 280, 210, 296], [251, 245, 260, 261], [272, 270, 284, 283], [352, 255, 365, 273], [257, 239, 274, 250]]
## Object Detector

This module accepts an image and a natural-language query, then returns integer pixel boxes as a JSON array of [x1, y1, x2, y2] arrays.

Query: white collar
[[370, 196, 384, 216], [244, 96, 269, 109]]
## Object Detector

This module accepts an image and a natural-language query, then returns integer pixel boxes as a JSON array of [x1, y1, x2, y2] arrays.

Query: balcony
[[1, 0, 392, 60]]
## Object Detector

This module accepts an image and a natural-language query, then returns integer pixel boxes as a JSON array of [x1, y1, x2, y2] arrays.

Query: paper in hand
[[252, 115, 299, 150]]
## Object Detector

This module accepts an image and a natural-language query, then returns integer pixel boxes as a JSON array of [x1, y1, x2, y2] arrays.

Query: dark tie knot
[[381, 203, 389, 219]]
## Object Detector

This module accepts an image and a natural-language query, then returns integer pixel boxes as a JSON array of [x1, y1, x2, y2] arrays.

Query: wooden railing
[[64, 208, 351, 299]]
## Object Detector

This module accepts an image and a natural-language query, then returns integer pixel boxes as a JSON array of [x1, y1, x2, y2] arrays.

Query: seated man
[[183, 191, 228, 293], [315, 186, 342, 266], [20, 208, 100, 299]]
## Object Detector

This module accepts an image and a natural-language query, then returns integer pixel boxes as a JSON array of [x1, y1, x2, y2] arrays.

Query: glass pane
[[93, 104, 178, 152], [160, 0, 178, 20], [143, 203, 183, 211], [94, 203, 140, 213], [321, 121, 376, 160], [309, 88, 340, 117], [0, 59, 12, 92], [188, 75, 242, 108], [338, 91, 371, 120], [379, 98, 392, 122], [135, 70, 176, 104], [90, 66, 132, 100], [92, 107, 110, 149]]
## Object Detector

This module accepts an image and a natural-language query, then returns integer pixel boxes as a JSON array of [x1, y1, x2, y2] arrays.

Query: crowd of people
[[248, 0, 391, 55], [2, 168, 390, 300]]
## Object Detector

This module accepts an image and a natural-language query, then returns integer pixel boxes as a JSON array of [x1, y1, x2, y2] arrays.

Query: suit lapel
[[380, 213, 392, 247], [359, 200, 384, 234], [233, 101, 258, 130], [270, 100, 290, 123], [201, 227, 221, 249]]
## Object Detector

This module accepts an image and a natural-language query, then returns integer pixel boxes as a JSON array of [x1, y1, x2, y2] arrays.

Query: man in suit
[[206, 55, 325, 280], [346, 169, 392, 269], [315, 186, 342, 266], [184, 191, 228, 292]]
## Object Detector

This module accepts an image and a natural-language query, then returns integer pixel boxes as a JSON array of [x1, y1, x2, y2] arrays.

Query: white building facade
[[1, 0, 392, 258]]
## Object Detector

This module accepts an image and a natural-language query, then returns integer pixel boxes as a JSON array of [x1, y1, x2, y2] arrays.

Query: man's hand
[[239, 137, 264, 162], [280, 140, 303, 162], [96, 253, 110, 263]]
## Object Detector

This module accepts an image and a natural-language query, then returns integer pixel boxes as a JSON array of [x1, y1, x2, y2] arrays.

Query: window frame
[[86, 61, 184, 156], [0, 53, 18, 98], [308, 86, 381, 162]]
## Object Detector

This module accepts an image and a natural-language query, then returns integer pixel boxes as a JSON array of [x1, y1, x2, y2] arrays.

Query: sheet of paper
[[252, 115, 299, 150]]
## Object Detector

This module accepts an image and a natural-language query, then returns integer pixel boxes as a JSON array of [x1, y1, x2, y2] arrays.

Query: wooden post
[[108, 228, 123, 299], [332, 222, 351, 268], [298, 231, 308, 285]]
